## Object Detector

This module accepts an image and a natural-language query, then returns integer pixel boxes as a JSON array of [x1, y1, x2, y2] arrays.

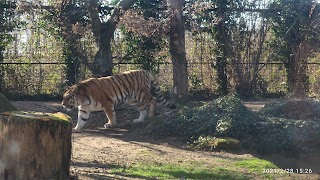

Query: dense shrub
[[150, 96, 259, 140], [252, 99, 320, 154], [250, 117, 320, 155], [249, 118, 299, 154], [189, 136, 242, 151], [151, 97, 320, 155], [259, 99, 320, 120]]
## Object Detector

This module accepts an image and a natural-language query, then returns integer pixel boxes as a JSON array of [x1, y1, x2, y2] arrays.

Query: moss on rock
[[213, 137, 242, 150], [189, 136, 242, 151], [2, 111, 71, 123]]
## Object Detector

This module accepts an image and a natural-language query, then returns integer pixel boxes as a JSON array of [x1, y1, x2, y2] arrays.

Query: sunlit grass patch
[[234, 158, 277, 173], [110, 162, 250, 180], [234, 157, 282, 179]]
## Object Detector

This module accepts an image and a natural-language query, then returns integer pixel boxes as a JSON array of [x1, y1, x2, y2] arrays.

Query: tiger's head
[[62, 85, 79, 111], [62, 84, 91, 111]]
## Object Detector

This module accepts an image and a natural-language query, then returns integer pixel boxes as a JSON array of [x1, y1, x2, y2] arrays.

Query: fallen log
[[0, 111, 72, 180]]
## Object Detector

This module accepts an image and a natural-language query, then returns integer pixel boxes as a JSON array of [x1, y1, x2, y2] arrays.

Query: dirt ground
[[11, 100, 320, 179]]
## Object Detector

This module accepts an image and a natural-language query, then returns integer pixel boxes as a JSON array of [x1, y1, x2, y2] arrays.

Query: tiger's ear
[[66, 84, 78, 92], [73, 85, 79, 93]]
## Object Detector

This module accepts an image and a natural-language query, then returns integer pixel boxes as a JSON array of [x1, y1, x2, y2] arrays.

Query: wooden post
[[0, 112, 72, 180]]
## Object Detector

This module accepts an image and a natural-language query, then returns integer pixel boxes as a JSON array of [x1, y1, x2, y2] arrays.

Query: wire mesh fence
[[1, 61, 320, 100]]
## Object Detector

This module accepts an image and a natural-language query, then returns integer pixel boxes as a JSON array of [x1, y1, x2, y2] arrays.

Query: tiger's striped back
[[80, 70, 172, 107]]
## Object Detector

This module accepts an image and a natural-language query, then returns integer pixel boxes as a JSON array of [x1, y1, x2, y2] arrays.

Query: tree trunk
[[0, 112, 72, 180], [88, 0, 136, 77], [167, 0, 188, 103], [0, 46, 4, 92], [64, 45, 79, 86], [215, 22, 229, 96], [216, 56, 228, 95], [92, 23, 115, 77], [287, 51, 308, 98]]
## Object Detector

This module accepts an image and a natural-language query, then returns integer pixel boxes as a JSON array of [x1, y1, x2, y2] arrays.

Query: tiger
[[62, 69, 176, 132]]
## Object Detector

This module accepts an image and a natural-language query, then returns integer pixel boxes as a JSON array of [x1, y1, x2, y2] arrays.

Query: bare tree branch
[[87, 0, 101, 45]]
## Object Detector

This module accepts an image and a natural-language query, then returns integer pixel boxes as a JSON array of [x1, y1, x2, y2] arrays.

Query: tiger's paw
[[104, 123, 116, 129], [72, 127, 82, 133], [133, 119, 144, 124]]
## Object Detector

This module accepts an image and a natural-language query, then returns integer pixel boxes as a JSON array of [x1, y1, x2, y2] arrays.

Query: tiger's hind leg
[[148, 96, 157, 118], [133, 104, 148, 123], [133, 90, 157, 123], [103, 105, 117, 128]]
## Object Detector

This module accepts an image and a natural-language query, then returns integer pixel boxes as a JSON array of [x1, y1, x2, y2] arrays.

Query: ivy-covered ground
[[11, 98, 320, 179], [149, 97, 320, 156]]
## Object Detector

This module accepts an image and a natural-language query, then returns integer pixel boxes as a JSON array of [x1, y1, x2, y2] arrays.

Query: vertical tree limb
[[88, 0, 137, 76], [167, 0, 188, 102]]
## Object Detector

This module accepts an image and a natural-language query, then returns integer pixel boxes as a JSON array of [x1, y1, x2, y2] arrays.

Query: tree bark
[[216, 56, 228, 95], [0, 112, 72, 180], [0, 47, 4, 92], [92, 22, 115, 76], [88, 0, 136, 76], [167, 0, 188, 103], [287, 50, 309, 98]]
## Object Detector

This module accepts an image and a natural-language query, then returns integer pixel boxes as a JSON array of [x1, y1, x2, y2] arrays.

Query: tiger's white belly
[[79, 102, 105, 112]]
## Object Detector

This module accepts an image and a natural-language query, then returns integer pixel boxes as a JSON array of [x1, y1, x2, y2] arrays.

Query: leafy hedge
[[151, 96, 259, 140], [151, 97, 320, 155], [259, 98, 320, 120], [254, 99, 320, 154]]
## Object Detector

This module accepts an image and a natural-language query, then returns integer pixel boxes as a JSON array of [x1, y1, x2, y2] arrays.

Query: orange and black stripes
[[64, 70, 175, 109], [62, 70, 175, 131]]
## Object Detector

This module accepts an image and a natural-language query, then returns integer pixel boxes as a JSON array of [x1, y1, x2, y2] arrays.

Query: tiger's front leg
[[103, 105, 117, 128], [73, 108, 91, 132]]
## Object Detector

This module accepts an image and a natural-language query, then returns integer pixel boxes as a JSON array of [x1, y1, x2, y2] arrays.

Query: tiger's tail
[[151, 78, 176, 109]]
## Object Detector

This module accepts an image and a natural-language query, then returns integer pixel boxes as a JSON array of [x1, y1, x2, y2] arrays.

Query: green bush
[[251, 99, 320, 154], [248, 118, 299, 154], [150, 96, 259, 140], [189, 136, 242, 151], [249, 117, 320, 155], [213, 96, 260, 138], [259, 99, 320, 120], [151, 97, 320, 155]]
